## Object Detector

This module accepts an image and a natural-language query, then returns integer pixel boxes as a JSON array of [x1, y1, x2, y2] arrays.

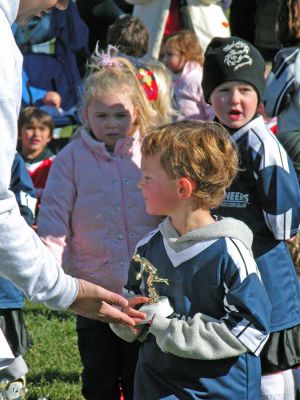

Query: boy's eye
[[240, 87, 252, 93]]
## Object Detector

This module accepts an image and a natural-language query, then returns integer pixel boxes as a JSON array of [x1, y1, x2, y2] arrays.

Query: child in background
[[0, 153, 37, 399], [263, 0, 300, 136], [202, 36, 300, 399], [163, 30, 214, 121], [37, 48, 160, 400], [106, 15, 149, 58], [18, 107, 55, 223], [112, 120, 271, 399]]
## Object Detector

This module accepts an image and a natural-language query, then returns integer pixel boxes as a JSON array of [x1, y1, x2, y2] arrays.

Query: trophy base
[[137, 296, 173, 325]]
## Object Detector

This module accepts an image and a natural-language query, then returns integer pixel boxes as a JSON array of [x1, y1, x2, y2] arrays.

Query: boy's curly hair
[[141, 120, 239, 209]]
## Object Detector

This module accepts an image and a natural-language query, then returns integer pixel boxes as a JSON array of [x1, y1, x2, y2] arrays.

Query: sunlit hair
[[146, 60, 177, 124], [18, 106, 54, 137], [163, 30, 204, 66], [141, 120, 238, 209], [82, 51, 156, 135], [288, 232, 300, 276], [277, 0, 300, 45]]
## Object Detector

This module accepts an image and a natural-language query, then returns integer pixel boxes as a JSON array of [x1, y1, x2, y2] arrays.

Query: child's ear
[[177, 177, 196, 200]]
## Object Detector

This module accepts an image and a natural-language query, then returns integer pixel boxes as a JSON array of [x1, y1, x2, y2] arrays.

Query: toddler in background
[[37, 47, 160, 400], [18, 107, 55, 224], [163, 30, 214, 121], [112, 120, 271, 399]]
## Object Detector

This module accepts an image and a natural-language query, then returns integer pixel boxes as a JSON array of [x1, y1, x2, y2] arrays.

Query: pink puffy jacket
[[173, 61, 214, 121], [38, 128, 160, 294]]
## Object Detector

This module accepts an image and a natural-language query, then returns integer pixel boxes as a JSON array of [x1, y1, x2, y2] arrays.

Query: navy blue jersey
[[218, 116, 300, 331], [0, 153, 37, 308], [126, 228, 271, 399]]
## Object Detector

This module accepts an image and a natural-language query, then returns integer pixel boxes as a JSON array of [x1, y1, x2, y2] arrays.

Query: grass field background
[[23, 302, 84, 400]]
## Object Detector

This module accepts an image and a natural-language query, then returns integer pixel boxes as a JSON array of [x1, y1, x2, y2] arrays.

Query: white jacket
[[126, 0, 230, 59], [0, 0, 78, 310]]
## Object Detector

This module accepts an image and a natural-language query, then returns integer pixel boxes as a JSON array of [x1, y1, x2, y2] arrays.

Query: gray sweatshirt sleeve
[[149, 313, 247, 360]]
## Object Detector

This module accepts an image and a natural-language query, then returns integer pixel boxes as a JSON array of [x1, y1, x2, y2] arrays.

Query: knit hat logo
[[202, 36, 265, 103], [223, 41, 253, 71]]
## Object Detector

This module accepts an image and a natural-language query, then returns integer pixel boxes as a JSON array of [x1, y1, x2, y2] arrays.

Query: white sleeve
[[0, 18, 78, 310]]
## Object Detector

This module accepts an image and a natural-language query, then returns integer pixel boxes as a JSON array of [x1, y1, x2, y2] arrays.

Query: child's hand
[[42, 91, 62, 108]]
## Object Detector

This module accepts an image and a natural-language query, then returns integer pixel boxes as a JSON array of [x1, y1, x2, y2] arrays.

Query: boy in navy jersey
[[202, 36, 300, 399], [111, 120, 271, 399]]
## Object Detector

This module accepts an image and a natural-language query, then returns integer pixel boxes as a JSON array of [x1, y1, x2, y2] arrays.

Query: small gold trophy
[[133, 254, 174, 324]]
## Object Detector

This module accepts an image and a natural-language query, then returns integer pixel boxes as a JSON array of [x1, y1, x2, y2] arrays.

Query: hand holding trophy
[[133, 254, 174, 324]]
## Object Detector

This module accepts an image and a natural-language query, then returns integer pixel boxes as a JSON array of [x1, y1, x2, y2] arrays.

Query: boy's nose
[[230, 89, 240, 104]]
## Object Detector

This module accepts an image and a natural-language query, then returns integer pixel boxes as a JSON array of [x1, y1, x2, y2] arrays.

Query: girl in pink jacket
[[163, 30, 214, 121], [37, 48, 159, 400]]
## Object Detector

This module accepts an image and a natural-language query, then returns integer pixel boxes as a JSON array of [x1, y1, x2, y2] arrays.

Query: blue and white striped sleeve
[[250, 128, 300, 239], [222, 238, 271, 356], [263, 48, 299, 117]]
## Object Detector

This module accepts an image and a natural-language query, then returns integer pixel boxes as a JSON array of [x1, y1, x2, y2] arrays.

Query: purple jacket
[[38, 128, 160, 294], [173, 61, 214, 121]]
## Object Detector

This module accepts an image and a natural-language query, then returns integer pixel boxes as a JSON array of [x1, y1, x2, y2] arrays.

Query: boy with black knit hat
[[202, 36, 300, 399]]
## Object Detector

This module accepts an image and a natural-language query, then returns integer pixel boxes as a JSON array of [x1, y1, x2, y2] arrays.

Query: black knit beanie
[[202, 36, 266, 103]]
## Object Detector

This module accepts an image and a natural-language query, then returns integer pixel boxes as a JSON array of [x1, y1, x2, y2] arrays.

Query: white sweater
[[0, 0, 78, 310], [126, 0, 230, 59]]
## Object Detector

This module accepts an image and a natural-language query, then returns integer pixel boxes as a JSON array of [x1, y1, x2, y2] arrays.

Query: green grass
[[23, 302, 84, 400]]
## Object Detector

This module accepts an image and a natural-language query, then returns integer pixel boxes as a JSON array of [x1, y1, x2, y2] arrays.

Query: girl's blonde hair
[[163, 30, 204, 66], [146, 60, 177, 124], [141, 121, 238, 209], [82, 49, 156, 136]]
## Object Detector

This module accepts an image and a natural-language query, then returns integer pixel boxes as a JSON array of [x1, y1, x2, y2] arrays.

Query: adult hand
[[69, 279, 139, 327], [124, 296, 149, 323]]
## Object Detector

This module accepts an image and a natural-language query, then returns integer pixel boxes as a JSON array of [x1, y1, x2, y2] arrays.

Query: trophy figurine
[[133, 254, 174, 324]]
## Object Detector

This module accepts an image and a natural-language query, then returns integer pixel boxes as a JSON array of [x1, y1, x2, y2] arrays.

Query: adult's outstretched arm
[[69, 280, 147, 326]]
